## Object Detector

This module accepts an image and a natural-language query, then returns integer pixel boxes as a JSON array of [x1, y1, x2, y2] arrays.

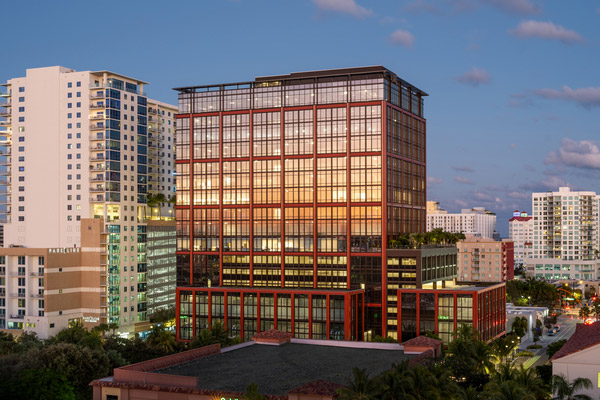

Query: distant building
[[457, 236, 514, 282], [527, 187, 600, 281], [551, 322, 600, 400], [427, 202, 497, 239], [508, 210, 533, 268]]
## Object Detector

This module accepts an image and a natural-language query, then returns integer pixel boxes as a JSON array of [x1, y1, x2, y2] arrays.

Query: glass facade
[[175, 67, 427, 341]]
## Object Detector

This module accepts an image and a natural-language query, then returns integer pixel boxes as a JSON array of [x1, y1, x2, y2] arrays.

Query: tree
[[146, 324, 177, 354], [47, 321, 103, 350], [146, 193, 157, 220], [149, 306, 176, 324], [0, 368, 76, 400], [546, 339, 567, 359], [579, 306, 591, 319], [244, 382, 267, 400], [511, 317, 528, 338], [552, 374, 593, 400], [154, 193, 167, 218], [336, 367, 380, 400], [485, 380, 535, 400]]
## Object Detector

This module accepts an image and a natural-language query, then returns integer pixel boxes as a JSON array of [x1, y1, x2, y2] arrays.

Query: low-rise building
[[427, 202, 497, 239], [551, 322, 600, 399], [508, 210, 533, 268], [457, 237, 514, 282], [91, 330, 437, 400], [0, 218, 105, 338], [397, 282, 506, 344]]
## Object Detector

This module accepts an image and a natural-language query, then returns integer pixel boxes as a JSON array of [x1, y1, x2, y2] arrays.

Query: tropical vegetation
[[388, 228, 466, 249]]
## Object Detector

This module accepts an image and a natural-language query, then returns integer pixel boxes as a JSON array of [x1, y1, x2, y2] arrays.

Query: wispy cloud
[[312, 0, 372, 18], [535, 86, 600, 108], [455, 67, 491, 87], [455, 176, 474, 185], [482, 0, 541, 15], [545, 138, 600, 170], [389, 29, 415, 48], [452, 165, 474, 172], [427, 176, 444, 185], [510, 20, 584, 44]]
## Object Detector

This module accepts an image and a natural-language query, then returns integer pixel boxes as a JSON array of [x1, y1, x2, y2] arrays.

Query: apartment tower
[[175, 66, 427, 341], [0, 66, 176, 335], [528, 187, 600, 280]]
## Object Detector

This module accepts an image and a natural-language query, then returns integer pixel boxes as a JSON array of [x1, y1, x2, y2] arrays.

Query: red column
[[175, 287, 181, 340], [326, 294, 330, 340], [344, 293, 351, 341], [381, 100, 388, 337], [249, 110, 254, 286], [189, 115, 194, 285], [219, 112, 224, 286]]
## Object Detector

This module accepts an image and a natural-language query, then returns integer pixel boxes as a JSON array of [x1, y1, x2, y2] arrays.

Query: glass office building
[[175, 66, 427, 341]]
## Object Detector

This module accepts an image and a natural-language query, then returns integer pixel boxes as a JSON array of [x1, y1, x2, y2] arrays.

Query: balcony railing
[[90, 92, 105, 99], [90, 186, 105, 193], [0, 91, 10, 97], [90, 154, 105, 162], [90, 195, 105, 203], [29, 272, 43, 277], [89, 114, 105, 120], [90, 133, 105, 141], [90, 124, 105, 130], [0, 120, 11, 126], [9, 271, 25, 276], [10, 314, 24, 319], [90, 176, 105, 182], [0, 101, 11, 108], [30, 293, 44, 298], [90, 145, 105, 151], [90, 103, 105, 109], [90, 166, 105, 172], [0, 111, 9, 117], [10, 293, 26, 298]]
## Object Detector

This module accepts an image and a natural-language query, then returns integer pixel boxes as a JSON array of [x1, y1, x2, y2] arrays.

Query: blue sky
[[2, 0, 599, 236]]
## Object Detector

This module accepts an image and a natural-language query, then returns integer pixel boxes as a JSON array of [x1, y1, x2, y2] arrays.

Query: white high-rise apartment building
[[0, 66, 176, 334], [528, 187, 600, 281], [427, 201, 497, 239], [508, 210, 533, 267]]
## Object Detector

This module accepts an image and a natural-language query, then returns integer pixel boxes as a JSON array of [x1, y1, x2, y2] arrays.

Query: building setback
[[0, 66, 176, 335], [174, 66, 429, 341]]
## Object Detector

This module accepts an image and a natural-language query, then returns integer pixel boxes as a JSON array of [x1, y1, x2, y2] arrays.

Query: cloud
[[452, 165, 474, 172], [466, 43, 481, 51], [403, 0, 442, 14], [535, 86, 600, 108], [427, 176, 443, 185], [455, 176, 474, 185], [389, 30, 415, 48], [455, 67, 491, 87], [510, 20, 584, 44], [510, 143, 517, 149], [545, 138, 600, 170], [312, 0, 372, 17], [507, 191, 529, 199], [482, 0, 541, 15]]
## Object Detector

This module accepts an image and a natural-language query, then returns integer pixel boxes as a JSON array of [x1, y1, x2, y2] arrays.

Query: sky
[[2, 0, 599, 236]]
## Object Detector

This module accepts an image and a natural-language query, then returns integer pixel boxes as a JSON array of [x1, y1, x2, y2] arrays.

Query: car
[[548, 329, 555, 336], [585, 319, 594, 325], [554, 325, 560, 332]]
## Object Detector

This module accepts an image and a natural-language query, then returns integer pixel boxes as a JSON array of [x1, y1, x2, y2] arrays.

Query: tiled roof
[[408, 349, 435, 366], [251, 329, 293, 340], [551, 322, 600, 361], [509, 216, 532, 222], [288, 380, 345, 396], [402, 336, 442, 347]]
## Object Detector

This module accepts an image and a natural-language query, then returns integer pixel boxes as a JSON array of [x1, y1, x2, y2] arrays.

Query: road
[[515, 313, 583, 369]]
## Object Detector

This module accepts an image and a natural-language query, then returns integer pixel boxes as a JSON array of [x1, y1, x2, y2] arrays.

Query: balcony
[[10, 314, 24, 320], [90, 154, 105, 162], [29, 271, 43, 277], [90, 133, 105, 141], [1, 101, 11, 108], [90, 92, 105, 99], [29, 293, 44, 298], [0, 91, 10, 98], [9, 271, 25, 276], [0, 169, 10, 176], [90, 176, 105, 182], [148, 125, 157, 133], [0, 139, 11, 146], [89, 114, 105, 120], [90, 165, 105, 172], [148, 108, 157, 115], [90, 103, 105, 109], [90, 123, 105, 131], [90, 186, 105, 193], [10, 292, 26, 298], [90, 195, 105, 203], [90, 145, 105, 152], [0, 120, 11, 127], [0, 111, 9, 117]]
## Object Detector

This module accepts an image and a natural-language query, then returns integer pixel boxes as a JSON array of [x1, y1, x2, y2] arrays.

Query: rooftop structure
[[427, 203, 497, 239]]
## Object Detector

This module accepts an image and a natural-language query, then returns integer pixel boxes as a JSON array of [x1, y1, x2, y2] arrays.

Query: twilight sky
[[2, 0, 599, 236]]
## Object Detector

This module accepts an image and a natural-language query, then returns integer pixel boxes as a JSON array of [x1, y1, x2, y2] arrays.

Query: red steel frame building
[[174, 66, 427, 342], [397, 283, 506, 344]]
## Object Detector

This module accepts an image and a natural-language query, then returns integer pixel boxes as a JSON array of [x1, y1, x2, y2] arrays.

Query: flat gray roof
[[156, 342, 412, 396]]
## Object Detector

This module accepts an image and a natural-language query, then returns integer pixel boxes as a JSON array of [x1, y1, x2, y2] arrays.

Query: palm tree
[[552, 374, 593, 400], [146, 325, 177, 354], [154, 193, 167, 218], [579, 306, 591, 319], [486, 380, 535, 400], [145, 193, 157, 220], [244, 382, 267, 400], [511, 316, 528, 338], [336, 367, 380, 400], [471, 340, 496, 374], [513, 365, 546, 400]]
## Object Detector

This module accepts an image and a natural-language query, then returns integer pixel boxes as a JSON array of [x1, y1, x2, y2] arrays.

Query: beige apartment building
[[427, 201, 498, 239], [0, 66, 176, 336], [0, 219, 105, 337], [457, 236, 514, 282]]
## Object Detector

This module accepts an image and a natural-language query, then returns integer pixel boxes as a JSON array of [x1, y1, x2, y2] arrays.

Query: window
[[18, 107, 24, 112], [76, 81, 81, 87], [18, 116, 24, 122], [68, 93, 72, 98], [18, 97, 24, 102], [18, 87, 25, 92], [67, 82, 72, 88]]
